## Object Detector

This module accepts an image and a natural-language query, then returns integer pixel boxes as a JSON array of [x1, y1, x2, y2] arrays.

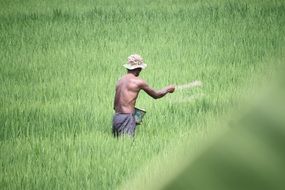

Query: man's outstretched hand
[[167, 85, 175, 93]]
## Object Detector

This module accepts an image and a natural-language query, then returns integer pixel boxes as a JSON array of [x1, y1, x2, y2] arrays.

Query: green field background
[[0, 0, 284, 189]]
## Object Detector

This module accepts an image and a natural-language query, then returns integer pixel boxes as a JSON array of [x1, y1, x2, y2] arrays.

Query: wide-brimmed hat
[[123, 54, 147, 70]]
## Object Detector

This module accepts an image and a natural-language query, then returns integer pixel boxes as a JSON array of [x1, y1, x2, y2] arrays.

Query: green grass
[[0, 0, 284, 189]]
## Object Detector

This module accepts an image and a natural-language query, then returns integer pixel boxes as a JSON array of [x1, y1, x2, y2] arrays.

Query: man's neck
[[127, 72, 138, 77]]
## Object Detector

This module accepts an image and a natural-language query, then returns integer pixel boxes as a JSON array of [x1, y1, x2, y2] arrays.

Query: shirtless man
[[113, 54, 175, 137]]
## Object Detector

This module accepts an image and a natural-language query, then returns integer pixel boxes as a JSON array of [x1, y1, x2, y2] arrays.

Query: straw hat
[[123, 54, 147, 70]]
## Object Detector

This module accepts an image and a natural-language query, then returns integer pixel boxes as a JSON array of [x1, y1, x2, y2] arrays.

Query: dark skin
[[114, 68, 175, 114]]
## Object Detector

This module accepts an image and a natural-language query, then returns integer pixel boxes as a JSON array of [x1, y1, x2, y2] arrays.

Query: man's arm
[[140, 80, 175, 99]]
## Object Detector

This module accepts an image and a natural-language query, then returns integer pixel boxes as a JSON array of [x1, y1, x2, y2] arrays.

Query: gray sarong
[[112, 113, 136, 137]]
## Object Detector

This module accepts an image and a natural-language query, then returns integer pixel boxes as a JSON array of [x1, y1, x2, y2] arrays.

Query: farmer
[[113, 54, 175, 137]]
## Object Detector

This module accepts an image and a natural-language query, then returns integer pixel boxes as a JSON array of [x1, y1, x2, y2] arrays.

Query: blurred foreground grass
[[127, 62, 285, 190]]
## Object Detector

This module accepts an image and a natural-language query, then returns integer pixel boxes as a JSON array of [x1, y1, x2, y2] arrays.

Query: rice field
[[0, 0, 284, 189]]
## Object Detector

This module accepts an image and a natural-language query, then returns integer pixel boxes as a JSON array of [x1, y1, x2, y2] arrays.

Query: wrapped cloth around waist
[[112, 113, 136, 136]]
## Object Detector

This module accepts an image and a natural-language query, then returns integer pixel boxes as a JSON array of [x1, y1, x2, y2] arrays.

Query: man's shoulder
[[117, 75, 129, 83], [124, 76, 145, 89], [120, 75, 146, 86], [118, 75, 141, 83], [133, 77, 146, 85]]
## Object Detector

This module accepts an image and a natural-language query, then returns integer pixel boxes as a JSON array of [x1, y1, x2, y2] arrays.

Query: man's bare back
[[114, 73, 142, 113], [114, 71, 175, 114]]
